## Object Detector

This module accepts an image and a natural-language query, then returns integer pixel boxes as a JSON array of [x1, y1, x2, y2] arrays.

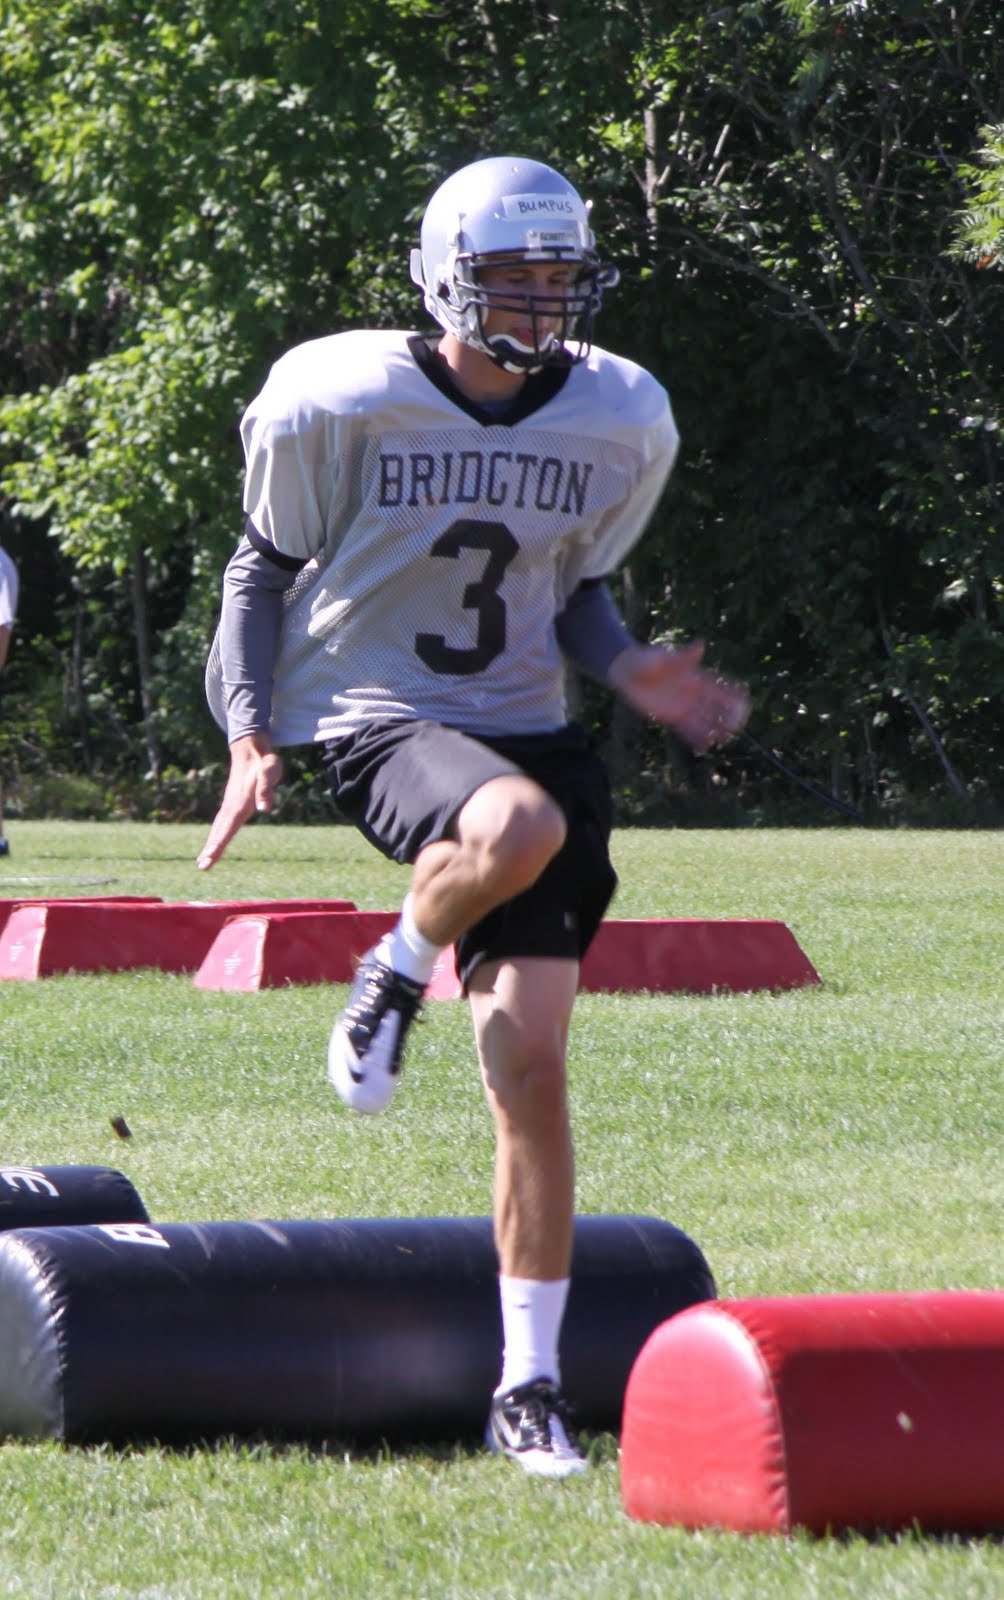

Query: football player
[[199, 155, 748, 1475]]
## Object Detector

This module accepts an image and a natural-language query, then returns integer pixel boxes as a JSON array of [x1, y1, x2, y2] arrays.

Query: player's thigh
[[468, 955, 579, 1081], [323, 719, 523, 864], [454, 772, 567, 859]]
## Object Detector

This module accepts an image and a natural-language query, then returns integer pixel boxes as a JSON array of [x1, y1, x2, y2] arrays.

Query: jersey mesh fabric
[[207, 330, 677, 745]]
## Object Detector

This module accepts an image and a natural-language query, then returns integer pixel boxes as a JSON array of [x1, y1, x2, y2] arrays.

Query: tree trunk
[[71, 583, 93, 775], [129, 548, 162, 782]]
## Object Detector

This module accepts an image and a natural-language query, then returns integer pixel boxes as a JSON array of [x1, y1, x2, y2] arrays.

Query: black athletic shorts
[[322, 719, 617, 986]]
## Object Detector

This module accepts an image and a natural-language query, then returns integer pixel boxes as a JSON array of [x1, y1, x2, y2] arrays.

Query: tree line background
[[1, 0, 1002, 828]]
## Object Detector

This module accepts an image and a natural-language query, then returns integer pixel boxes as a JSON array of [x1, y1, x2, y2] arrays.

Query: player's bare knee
[[458, 777, 565, 899], [484, 1044, 568, 1127], [500, 793, 565, 887]]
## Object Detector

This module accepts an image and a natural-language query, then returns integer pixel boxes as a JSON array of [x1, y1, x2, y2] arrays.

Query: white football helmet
[[410, 156, 619, 372]]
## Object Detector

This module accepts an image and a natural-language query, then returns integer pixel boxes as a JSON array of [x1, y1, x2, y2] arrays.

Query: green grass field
[[1, 819, 1003, 1598]]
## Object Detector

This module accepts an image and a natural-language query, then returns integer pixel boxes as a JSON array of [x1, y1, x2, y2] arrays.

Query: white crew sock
[[496, 1275, 570, 1394], [373, 892, 442, 986]]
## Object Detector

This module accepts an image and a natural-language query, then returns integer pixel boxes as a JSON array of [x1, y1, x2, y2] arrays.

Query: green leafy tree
[[1, 0, 1001, 820], [603, 0, 1004, 813], [0, 0, 443, 781], [951, 121, 1004, 270]]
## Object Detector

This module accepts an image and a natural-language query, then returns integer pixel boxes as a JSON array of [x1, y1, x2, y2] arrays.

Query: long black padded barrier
[[0, 1165, 149, 1231], [0, 1214, 713, 1445]]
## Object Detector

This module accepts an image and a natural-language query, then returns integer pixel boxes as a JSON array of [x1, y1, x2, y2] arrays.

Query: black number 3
[[415, 519, 519, 675]]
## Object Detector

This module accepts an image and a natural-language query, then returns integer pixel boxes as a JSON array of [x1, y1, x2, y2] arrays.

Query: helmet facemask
[[452, 252, 617, 373]]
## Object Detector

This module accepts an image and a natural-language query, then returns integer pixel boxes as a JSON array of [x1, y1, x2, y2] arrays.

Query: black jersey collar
[[408, 334, 570, 426]]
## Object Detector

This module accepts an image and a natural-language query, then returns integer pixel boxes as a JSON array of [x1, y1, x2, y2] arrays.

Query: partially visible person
[[0, 543, 18, 858]]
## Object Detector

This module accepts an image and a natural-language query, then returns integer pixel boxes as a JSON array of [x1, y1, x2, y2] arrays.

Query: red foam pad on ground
[[425, 918, 820, 999], [193, 910, 398, 990], [621, 1292, 1004, 1535], [0, 896, 162, 936], [0, 899, 356, 979]]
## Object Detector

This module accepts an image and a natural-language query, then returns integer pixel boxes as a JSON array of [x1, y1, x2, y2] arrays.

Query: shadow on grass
[[79, 1426, 621, 1471]]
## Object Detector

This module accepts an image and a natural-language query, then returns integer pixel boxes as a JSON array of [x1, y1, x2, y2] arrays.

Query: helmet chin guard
[[410, 156, 619, 372]]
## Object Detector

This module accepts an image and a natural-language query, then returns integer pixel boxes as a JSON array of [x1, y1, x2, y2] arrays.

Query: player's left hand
[[608, 641, 751, 754]]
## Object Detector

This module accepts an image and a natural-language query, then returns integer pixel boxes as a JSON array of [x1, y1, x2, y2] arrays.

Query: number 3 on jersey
[[415, 519, 519, 675]]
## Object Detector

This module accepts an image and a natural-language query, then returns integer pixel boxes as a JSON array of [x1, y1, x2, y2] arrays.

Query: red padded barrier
[[621, 1292, 1004, 1535], [584, 918, 818, 994], [196, 915, 818, 997], [0, 899, 355, 979], [193, 910, 397, 990], [0, 896, 161, 936], [426, 947, 463, 998], [427, 918, 820, 999]]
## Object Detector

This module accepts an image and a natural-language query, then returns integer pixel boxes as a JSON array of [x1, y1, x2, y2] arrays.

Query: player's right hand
[[608, 641, 750, 753], [196, 734, 283, 870]]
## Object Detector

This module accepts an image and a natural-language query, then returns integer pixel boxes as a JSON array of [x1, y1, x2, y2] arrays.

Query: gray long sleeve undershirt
[[219, 536, 300, 740], [218, 536, 635, 743], [553, 577, 635, 682]]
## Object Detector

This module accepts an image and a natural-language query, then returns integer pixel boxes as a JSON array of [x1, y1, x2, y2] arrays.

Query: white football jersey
[[210, 329, 677, 745]]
